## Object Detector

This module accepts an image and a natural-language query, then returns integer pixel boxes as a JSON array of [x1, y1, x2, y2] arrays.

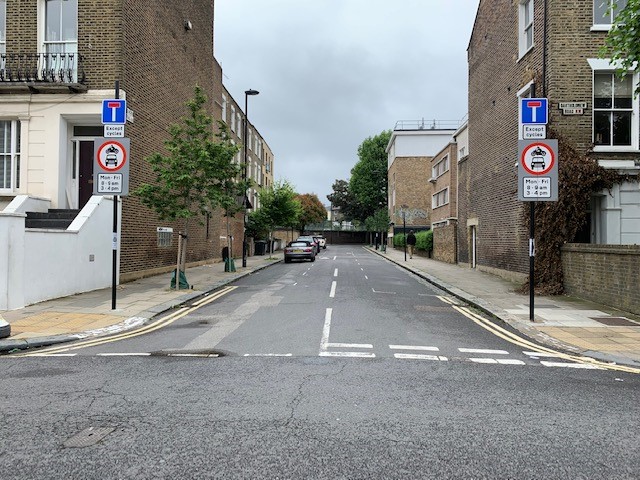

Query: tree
[[134, 85, 241, 277], [253, 180, 302, 253], [326, 179, 361, 222], [349, 130, 391, 221], [295, 193, 326, 234], [601, 1, 640, 94], [364, 208, 390, 246]]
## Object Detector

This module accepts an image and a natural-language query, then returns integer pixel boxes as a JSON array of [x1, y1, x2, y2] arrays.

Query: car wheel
[[310, 255, 315, 262]]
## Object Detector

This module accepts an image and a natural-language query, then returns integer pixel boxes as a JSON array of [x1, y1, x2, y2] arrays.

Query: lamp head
[[245, 89, 260, 96]]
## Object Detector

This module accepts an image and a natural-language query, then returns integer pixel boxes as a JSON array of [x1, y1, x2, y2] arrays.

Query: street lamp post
[[401, 204, 408, 261], [242, 88, 259, 268]]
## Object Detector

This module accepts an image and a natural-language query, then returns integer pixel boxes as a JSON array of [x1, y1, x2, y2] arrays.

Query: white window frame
[[230, 105, 236, 132], [518, 0, 534, 59], [0, 120, 21, 193], [237, 113, 242, 139], [432, 188, 449, 209], [592, 0, 627, 31], [221, 94, 227, 124], [432, 155, 450, 179], [589, 58, 639, 152]]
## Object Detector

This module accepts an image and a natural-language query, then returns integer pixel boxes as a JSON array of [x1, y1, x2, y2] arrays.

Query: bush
[[416, 230, 433, 252], [393, 233, 406, 247]]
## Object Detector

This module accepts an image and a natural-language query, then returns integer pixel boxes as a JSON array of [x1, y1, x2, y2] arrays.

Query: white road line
[[394, 353, 449, 361], [244, 353, 293, 357], [371, 288, 396, 295], [541, 361, 603, 369], [293, 282, 298, 286], [334, 268, 338, 277], [470, 358, 526, 365], [329, 281, 337, 298], [319, 351, 376, 358], [167, 353, 219, 357], [523, 351, 562, 358], [459, 348, 510, 355], [390, 345, 440, 352], [96, 353, 151, 356], [361, 268, 364, 271], [469, 358, 498, 364], [326, 342, 373, 349], [333, 256, 337, 260], [320, 308, 332, 350], [302, 271, 307, 276], [364, 275, 369, 280]]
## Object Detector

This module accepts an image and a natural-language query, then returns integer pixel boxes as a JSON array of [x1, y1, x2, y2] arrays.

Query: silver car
[[284, 241, 316, 263]]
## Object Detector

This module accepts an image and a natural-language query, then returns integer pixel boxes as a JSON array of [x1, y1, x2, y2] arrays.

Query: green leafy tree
[[254, 180, 302, 253], [134, 85, 241, 272], [349, 130, 391, 221], [296, 193, 327, 234], [327, 179, 362, 221], [364, 208, 390, 244], [601, 1, 640, 94]]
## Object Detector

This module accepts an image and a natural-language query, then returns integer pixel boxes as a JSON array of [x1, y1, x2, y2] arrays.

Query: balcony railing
[[0, 53, 86, 85]]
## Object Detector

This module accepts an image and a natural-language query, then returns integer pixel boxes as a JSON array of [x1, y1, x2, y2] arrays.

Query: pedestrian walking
[[406, 230, 417, 259]]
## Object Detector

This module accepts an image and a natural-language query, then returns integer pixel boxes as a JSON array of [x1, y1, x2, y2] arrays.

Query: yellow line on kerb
[[19, 286, 237, 356], [454, 305, 640, 374]]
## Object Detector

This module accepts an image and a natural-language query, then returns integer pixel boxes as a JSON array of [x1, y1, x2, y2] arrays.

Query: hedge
[[393, 230, 433, 251]]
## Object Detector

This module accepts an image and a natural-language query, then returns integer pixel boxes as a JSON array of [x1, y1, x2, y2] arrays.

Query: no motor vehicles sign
[[93, 137, 130, 196]]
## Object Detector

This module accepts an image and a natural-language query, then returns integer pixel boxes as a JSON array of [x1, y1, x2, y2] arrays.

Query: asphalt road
[[1, 245, 638, 478]]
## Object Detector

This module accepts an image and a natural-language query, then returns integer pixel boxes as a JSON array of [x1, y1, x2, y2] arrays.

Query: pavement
[[1, 246, 639, 369]]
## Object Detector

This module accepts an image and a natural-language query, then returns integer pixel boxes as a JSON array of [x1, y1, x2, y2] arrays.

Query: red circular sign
[[96, 140, 127, 172], [521, 142, 555, 175]]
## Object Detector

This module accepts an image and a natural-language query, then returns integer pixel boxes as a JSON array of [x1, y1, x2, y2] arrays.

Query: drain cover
[[63, 427, 115, 448], [591, 317, 640, 327]]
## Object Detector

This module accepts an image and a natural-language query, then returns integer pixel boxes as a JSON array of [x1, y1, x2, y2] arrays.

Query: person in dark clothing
[[406, 230, 417, 258]]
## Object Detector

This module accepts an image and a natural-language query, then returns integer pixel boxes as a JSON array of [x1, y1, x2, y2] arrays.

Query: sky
[[214, 0, 480, 206]]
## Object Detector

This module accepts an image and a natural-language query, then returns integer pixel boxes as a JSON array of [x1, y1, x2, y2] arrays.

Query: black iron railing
[[0, 53, 86, 84]]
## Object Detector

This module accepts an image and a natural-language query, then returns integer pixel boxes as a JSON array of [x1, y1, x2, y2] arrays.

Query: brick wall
[[433, 223, 457, 264], [119, 0, 222, 277], [389, 156, 431, 228], [466, 0, 544, 275], [562, 244, 640, 315]]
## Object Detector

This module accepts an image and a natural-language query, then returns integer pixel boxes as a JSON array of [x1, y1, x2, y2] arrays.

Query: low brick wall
[[561, 243, 640, 315], [433, 224, 457, 264]]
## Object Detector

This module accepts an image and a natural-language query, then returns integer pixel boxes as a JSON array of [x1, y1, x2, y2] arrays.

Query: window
[[230, 105, 236, 132], [432, 188, 449, 209], [221, 95, 227, 124], [518, 0, 534, 57], [432, 155, 449, 178], [594, 72, 635, 148], [43, 0, 78, 80], [594, 0, 627, 26], [0, 120, 21, 191], [0, 0, 6, 55], [237, 113, 242, 139]]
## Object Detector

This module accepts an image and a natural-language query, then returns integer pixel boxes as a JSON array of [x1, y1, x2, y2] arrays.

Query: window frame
[[0, 120, 21, 193], [518, 0, 534, 59], [432, 187, 449, 209], [592, 0, 627, 31], [0, 0, 6, 55], [589, 58, 639, 152], [432, 154, 450, 179]]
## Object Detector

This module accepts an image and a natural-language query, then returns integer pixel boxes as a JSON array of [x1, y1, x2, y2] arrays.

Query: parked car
[[296, 236, 320, 254], [284, 241, 316, 263], [313, 235, 327, 249]]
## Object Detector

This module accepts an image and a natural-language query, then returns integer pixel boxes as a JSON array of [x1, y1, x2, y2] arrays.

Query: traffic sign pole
[[112, 81, 119, 310]]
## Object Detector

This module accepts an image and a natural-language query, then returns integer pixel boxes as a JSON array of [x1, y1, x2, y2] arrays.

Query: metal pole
[[242, 93, 248, 268], [529, 202, 535, 321], [111, 81, 120, 310], [403, 211, 407, 262]]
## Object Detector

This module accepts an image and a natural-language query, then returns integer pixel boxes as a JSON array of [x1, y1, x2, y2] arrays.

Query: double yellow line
[[450, 301, 640, 374], [19, 286, 237, 356]]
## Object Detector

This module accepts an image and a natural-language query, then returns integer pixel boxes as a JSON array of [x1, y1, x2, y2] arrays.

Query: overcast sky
[[214, 0, 480, 205]]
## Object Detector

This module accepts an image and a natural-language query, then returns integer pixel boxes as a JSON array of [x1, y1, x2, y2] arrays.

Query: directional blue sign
[[520, 98, 548, 125], [102, 99, 127, 125]]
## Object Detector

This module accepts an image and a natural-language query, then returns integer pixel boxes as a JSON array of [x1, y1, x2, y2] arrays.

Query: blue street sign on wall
[[102, 99, 127, 125], [520, 98, 548, 124]]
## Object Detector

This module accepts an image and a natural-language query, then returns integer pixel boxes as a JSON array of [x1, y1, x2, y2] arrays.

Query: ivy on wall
[[521, 130, 624, 295]]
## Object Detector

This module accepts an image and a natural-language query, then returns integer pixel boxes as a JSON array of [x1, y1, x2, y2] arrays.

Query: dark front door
[[78, 141, 94, 208]]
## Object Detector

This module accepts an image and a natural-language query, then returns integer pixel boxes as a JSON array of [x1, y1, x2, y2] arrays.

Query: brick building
[[0, 0, 273, 308], [462, 0, 640, 282], [386, 120, 458, 240]]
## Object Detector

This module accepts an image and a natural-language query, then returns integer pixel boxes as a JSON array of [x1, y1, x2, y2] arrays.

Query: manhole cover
[[64, 427, 115, 448], [591, 317, 640, 327]]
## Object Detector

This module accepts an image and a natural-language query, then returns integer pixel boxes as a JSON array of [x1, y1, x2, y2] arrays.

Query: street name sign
[[93, 138, 130, 196], [518, 139, 558, 201]]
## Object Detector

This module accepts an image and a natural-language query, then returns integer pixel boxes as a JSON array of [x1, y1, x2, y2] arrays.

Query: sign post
[[518, 139, 558, 322], [97, 81, 129, 309]]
